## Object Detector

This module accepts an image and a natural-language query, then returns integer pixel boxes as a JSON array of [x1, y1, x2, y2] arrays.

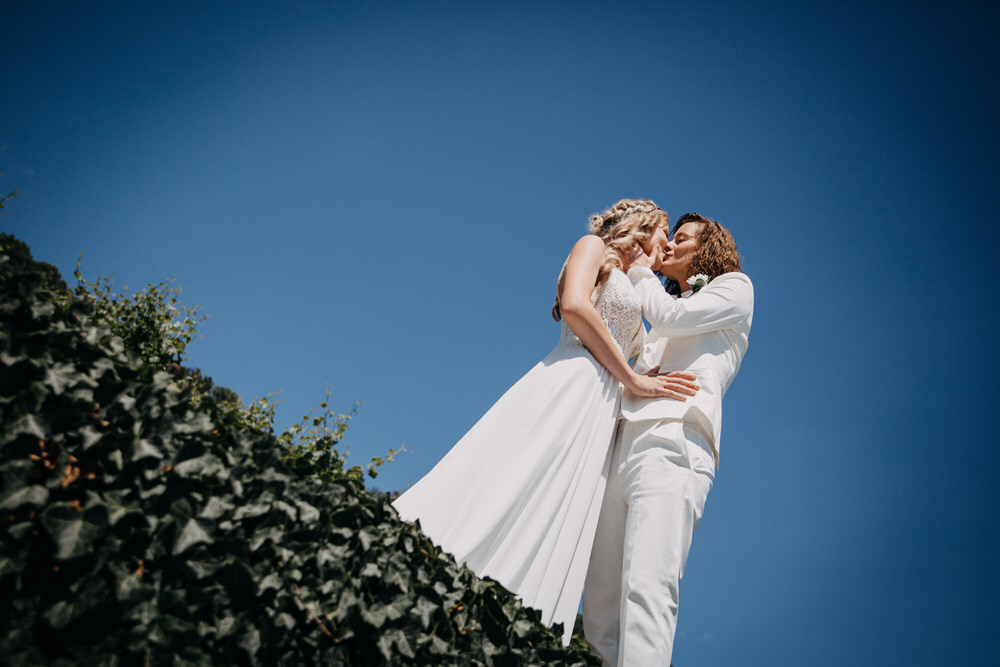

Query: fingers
[[649, 246, 664, 270], [665, 377, 699, 391], [656, 377, 697, 396], [636, 386, 686, 400], [656, 373, 699, 392], [663, 382, 698, 396], [632, 373, 702, 400], [653, 386, 687, 401], [652, 371, 699, 392], [642, 376, 699, 398]]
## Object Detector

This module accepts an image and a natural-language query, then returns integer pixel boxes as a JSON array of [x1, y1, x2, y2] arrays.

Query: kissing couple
[[393, 199, 754, 666]]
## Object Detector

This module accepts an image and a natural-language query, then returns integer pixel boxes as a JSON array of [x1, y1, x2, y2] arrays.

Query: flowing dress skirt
[[392, 341, 621, 644]]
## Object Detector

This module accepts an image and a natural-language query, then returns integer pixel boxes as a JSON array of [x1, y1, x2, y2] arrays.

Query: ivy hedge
[[0, 254, 600, 665]]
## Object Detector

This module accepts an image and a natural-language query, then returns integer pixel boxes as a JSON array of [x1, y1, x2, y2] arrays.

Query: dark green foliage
[[0, 232, 70, 299], [72, 262, 206, 371], [209, 383, 240, 406], [0, 253, 600, 665]]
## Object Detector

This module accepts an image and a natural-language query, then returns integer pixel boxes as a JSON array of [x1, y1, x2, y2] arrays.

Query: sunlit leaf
[[39, 503, 103, 560], [0, 483, 48, 510], [172, 518, 214, 555]]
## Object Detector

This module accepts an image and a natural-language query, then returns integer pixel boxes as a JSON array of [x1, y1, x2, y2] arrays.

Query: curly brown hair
[[552, 199, 669, 320], [665, 212, 742, 294]]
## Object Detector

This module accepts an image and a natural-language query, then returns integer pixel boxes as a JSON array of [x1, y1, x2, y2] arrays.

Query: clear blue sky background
[[3, 1, 997, 664]]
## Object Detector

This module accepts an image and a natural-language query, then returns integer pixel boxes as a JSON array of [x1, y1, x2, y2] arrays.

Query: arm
[[628, 268, 754, 337], [561, 236, 696, 399]]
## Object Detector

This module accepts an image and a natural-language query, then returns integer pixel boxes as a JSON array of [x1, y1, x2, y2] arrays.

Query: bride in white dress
[[392, 200, 698, 643]]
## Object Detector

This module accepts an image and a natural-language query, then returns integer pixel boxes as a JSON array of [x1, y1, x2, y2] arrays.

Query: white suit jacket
[[620, 268, 754, 467]]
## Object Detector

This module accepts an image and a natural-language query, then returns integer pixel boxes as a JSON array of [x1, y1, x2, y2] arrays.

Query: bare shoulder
[[561, 235, 606, 294], [567, 234, 606, 264], [571, 233, 605, 253]]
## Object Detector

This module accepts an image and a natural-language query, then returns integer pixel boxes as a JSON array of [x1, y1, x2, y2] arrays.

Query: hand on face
[[625, 221, 669, 272], [627, 242, 664, 271]]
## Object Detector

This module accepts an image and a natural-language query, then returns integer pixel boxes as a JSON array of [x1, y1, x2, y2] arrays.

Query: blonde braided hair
[[552, 199, 669, 321]]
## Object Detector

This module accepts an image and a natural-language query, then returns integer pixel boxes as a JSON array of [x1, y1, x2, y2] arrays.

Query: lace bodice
[[557, 268, 645, 361]]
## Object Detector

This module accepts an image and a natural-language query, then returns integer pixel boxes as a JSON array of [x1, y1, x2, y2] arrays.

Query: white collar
[[681, 289, 694, 298]]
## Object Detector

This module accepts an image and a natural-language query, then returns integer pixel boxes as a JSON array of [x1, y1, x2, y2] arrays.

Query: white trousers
[[582, 419, 716, 667]]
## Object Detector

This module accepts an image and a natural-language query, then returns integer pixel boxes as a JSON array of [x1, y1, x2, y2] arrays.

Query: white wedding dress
[[392, 268, 644, 644]]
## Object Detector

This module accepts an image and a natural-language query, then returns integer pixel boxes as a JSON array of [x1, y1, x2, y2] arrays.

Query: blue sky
[[3, 1, 998, 664]]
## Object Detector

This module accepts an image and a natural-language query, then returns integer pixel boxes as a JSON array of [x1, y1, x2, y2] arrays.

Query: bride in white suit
[[393, 199, 697, 643]]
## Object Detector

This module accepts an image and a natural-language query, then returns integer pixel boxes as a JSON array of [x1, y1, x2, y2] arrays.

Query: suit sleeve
[[628, 268, 754, 337]]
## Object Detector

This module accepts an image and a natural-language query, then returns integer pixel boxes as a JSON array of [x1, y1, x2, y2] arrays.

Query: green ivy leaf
[[39, 502, 103, 560], [43, 361, 77, 395], [3, 413, 46, 443], [131, 439, 164, 462], [0, 483, 48, 510], [238, 628, 261, 658], [173, 453, 224, 478], [172, 517, 214, 555], [377, 627, 416, 660]]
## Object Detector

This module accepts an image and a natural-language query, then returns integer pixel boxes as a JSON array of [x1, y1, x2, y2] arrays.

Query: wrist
[[627, 265, 656, 283], [623, 371, 643, 392]]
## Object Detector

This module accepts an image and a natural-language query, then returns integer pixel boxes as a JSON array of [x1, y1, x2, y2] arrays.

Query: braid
[[587, 199, 662, 234], [552, 199, 669, 320]]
